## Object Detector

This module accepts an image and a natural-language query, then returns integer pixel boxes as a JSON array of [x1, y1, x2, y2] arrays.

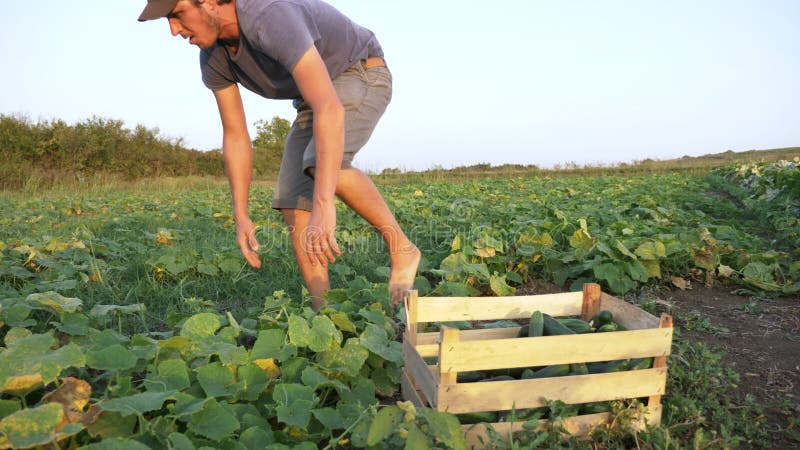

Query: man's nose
[[168, 17, 181, 37]]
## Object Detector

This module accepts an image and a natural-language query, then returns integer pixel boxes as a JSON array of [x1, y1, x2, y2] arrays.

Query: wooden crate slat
[[463, 412, 611, 449], [463, 404, 663, 449], [401, 369, 427, 408], [402, 337, 438, 406], [415, 292, 583, 323], [441, 328, 672, 372], [438, 368, 667, 413], [415, 327, 522, 358], [600, 292, 659, 330]]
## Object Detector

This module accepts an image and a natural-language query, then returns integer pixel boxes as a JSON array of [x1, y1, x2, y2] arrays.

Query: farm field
[[0, 159, 797, 448]]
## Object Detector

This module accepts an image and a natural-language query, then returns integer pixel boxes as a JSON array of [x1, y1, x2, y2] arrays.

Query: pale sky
[[2, 1, 799, 171]]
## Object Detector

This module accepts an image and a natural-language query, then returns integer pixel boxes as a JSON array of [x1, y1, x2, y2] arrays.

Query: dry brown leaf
[[41, 377, 97, 426], [671, 276, 692, 290]]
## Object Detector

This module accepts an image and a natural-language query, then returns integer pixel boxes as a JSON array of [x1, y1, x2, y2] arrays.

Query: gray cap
[[138, 0, 180, 22]]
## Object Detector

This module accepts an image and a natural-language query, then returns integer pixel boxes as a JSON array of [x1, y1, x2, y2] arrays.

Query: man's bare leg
[[281, 208, 329, 311], [333, 167, 421, 306]]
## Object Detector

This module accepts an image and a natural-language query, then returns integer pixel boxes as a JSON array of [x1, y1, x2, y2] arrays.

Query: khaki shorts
[[271, 61, 392, 211]]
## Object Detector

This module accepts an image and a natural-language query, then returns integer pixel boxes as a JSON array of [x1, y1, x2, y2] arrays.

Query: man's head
[[139, 0, 235, 50]]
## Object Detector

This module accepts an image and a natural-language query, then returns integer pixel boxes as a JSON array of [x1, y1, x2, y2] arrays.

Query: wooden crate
[[401, 283, 673, 449]]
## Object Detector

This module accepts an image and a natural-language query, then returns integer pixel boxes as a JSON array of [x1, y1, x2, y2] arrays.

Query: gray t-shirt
[[200, 0, 383, 99]]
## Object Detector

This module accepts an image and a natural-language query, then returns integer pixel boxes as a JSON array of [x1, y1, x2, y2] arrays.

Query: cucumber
[[458, 411, 498, 424], [516, 325, 529, 338], [542, 314, 575, 336], [483, 375, 516, 382], [597, 323, 618, 332], [529, 311, 544, 337], [558, 318, 593, 333], [628, 358, 653, 370], [570, 363, 589, 375], [528, 364, 570, 379], [593, 310, 614, 326], [587, 360, 630, 374], [520, 368, 535, 379], [457, 371, 487, 383]]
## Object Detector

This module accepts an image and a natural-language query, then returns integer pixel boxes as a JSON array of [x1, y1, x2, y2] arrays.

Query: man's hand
[[305, 201, 341, 267], [236, 217, 261, 268]]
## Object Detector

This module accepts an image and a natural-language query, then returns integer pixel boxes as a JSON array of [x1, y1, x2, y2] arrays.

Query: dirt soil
[[517, 280, 800, 448]]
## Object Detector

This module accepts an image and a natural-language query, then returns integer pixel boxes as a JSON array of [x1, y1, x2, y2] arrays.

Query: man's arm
[[213, 83, 262, 269], [292, 45, 344, 267]]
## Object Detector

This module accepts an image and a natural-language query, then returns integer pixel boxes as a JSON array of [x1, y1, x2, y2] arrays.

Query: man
[[138, 0, 420, 310]]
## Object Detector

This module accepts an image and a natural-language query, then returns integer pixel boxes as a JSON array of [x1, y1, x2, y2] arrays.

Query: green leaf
[[0, 399, 20, 420], [86, 410, 137, 439], [189, 399, 240, 441], [240, 426, 275, 449], [276, 400, 314, 429], [418, 408, 466, 450], [25, 291, 83, 314], [569, 228, 596, 259], [613, 239, 637, 259], [197, 262, 219, 276], [287, 314, 311, 348], [87, 344, 137, 371], [308, 315, 343, 352], [78, 437, 152, 450], [0, 403, 80, 449], [180, 312, 222, 339], [316, 338, 369, 377], [250, 329, 286, 360], [145, 359, 190, 392], [489, 273, 516, 296], [237, 364, 270, 401], [196, 362, 239, 398], [635, 240, 666, 260], [405, 423, 429, 450], [593, 262, 636, 294], [101, 390, 176, 416], [3, 327, 32, 346], [167, 432, 197, 450], [89, 303, 146, 318], [0, 334, 85, 393], [53, 312, 91, 336], [197, 337, 249, 365], [360, 324, 403, 363], [339, 376, 378, 409], [623, 260, 650, 283], [367, 406, 403, 445], [312, 407, 346, 431], [168, 393, 210, 419], [273, 383, 316, 406], [329, 312, 356, 333]]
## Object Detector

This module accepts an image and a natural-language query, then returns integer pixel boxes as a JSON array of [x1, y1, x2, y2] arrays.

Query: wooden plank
[[438, 326, 460, 386], [402, 338, 438, 406], [405, 290, 419, 346], [440, 329, 673, 372], [648, 315, 673, 409], [581, 283, 602, 321], [415, 292, 583, 323], [401, 369, 426, 408], [415, 327, 521, 358], [463, 412, 612, 449], [600, 293, 660, 330], [437, 368, 667, 413], [462, 405, 661, 449]]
